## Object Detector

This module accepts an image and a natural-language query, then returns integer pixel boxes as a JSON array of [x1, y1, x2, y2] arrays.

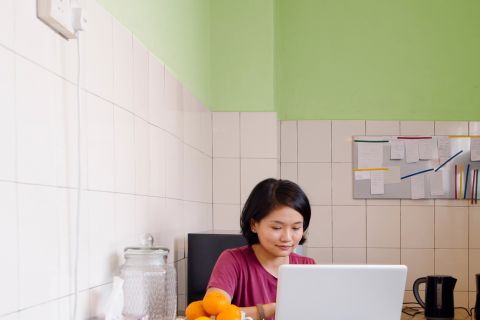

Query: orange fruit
[[216, 304, 242, 320], [202, 291, 230, 315], [185, 300, 209, 319], [194, 317, 211, 320]]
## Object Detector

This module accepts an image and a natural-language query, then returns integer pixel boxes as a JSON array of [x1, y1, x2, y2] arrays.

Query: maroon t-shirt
[[207, 245, 315, 318]]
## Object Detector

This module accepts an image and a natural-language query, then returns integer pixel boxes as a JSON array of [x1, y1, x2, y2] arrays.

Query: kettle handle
[[413, 277, 427, 308]]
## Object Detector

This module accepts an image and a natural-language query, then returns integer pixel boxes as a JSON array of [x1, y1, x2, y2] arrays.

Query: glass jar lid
[[123, 233, 169, 257]]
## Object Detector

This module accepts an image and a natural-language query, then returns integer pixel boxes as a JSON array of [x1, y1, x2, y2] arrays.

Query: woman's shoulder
[[219, 245, 252, 262], [289, 252, 316, 264]]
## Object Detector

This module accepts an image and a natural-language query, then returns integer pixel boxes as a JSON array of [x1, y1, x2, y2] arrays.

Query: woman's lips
[[277, 245, 292, 250]]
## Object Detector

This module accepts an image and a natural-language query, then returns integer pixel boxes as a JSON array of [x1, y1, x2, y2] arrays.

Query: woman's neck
[[251, 244, 289, 278]]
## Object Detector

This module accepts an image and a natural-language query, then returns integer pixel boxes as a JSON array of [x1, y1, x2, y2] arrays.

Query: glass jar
[[121, 234, 177, 320]]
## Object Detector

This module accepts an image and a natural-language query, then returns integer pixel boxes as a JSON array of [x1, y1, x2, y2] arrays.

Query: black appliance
[[475, 273, 480, 320], [413, 275, 457, 320], [187, 231, 247, 304]]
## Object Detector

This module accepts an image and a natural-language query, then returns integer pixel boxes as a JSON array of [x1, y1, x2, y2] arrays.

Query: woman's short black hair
[[240, 178, 311, 246]]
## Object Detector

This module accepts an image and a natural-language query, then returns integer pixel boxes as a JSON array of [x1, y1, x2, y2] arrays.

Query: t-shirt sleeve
[[207, 250, 239, 299]]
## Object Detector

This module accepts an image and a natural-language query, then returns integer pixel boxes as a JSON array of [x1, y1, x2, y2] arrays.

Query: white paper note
[[358, 143, 384, 168], [418, 139, 434, 160], [355, 171, 371, 180], [430, 171, 445, 196], [390, 140, 405, 160], [471, 138, 480, 161], [370, 171, 385, 195], [410, 174, 425, 199], [405, 140, 420, 163], [437, 136, 451, 162], [384, 166, 401, 184]]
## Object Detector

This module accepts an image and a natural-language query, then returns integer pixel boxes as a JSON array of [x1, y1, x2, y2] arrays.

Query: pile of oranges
[[185, 291, 242, 320]]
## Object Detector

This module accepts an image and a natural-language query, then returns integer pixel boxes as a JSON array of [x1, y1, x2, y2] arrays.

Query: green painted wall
[[210, 0, 275, 112], [97, 0, 211, 107], [276, 0, 480, 120], [97, 0, 480, 120]]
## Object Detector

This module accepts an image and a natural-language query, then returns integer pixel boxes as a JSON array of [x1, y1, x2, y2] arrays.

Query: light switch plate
[[37, 0, 76, 39]]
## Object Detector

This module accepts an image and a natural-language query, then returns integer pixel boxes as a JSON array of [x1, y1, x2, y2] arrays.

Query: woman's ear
[[250, 219, 257, 233]]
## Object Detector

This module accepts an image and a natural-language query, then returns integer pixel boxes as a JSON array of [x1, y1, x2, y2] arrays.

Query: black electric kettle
[[413, 275, 457, 320]]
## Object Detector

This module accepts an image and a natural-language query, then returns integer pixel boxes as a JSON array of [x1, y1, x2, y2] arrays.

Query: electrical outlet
[[37, 0, 76, 39]]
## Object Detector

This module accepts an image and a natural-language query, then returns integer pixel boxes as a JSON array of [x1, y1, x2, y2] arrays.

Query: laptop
[[275, 264, 408, 320]]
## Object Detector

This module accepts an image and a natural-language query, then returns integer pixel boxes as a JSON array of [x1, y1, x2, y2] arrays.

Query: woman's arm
[[206, 288, 276, 320]]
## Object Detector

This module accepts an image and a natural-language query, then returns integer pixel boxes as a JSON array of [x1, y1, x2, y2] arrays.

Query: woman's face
[[251, 205, 304, 258]]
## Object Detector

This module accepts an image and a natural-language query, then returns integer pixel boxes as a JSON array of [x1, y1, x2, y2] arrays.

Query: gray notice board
[[352, 136, 480, 199]]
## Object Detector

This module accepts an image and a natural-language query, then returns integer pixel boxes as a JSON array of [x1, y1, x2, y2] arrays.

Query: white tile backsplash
[[213, 158, 240, 204], [85, 0, 113, 101], [240, 112, 278, 158], [18, 185, 59, 308], [400, 121, 434, 135], [435, 206, 469, 249], [434, 121, 469, 136], [148, 53, 165, 128], [0, 47, 15, 181], [2, 1, 214, 318], [0, 0, 14, 48], [16, 57, 56, 185], [332, 206, 366, 247], [133, 37, 149, 120], [298, 120, 331, 162], [86, 93, 115, 191], [401, 206, 435, 248], [0, 182, 18, 315], [281, 121, 297, 162], [114, 106, 136, 194], [298, 163, 331, 205], [113, 19, 134, 111], [332, 120, 365, 162], [134, 117, 150, 195], [213, 112, 240, 158]]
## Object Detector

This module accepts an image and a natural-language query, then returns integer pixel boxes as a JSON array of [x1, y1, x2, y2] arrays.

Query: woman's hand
[[240, 302, 276, 320]]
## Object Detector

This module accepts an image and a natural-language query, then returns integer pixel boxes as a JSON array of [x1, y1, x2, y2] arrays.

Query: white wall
[[0, 0, 212, 318], [212, 116, 480, 309]]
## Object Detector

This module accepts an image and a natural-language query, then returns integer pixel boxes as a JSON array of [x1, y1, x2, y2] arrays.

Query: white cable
[[72, 30, 82, 320]]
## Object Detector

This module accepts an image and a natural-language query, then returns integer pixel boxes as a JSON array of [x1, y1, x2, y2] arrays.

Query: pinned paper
[[437, 136, 451, 162], [384, 166, 401, 184], [355, 171, 371, 180], [419, 139, 434, 160], [370, 171, 385, 195], [390, 140, 405, 160], [429, 171, 445, 196], [405, 140, 420, 163], [410, 174, 425, 199], [471, 138, 480, 161], [358, 143, 384, 168]]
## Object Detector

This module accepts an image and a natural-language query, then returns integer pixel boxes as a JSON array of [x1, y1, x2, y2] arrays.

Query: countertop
[[401, 309, 474, 319]]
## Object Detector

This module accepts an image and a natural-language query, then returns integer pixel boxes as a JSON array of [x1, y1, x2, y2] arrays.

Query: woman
[[206, 178, 315, 320]]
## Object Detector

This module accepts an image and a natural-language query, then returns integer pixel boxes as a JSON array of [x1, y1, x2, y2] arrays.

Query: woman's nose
[[280, 229, 292, 241]]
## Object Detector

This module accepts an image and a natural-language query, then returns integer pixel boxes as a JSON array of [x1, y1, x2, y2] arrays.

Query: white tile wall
[[213, 112, 240, 158], [0, 47, 15, 181], [298, 120, 331, 162], [133, 38, 149, 120], [244, 119, 480, 308], [0, 182, 18, 315], [113, 19, 133, 111], [0, 1, 213, 316], [240, 112, 278, 158]]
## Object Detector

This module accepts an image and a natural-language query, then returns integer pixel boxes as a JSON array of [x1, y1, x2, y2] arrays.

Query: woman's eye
[[292, 227, 301, 231], [272, 227, 281, 230]]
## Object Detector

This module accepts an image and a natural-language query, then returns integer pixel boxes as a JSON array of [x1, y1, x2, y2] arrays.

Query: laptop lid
[[275, 264, 408, 320]]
